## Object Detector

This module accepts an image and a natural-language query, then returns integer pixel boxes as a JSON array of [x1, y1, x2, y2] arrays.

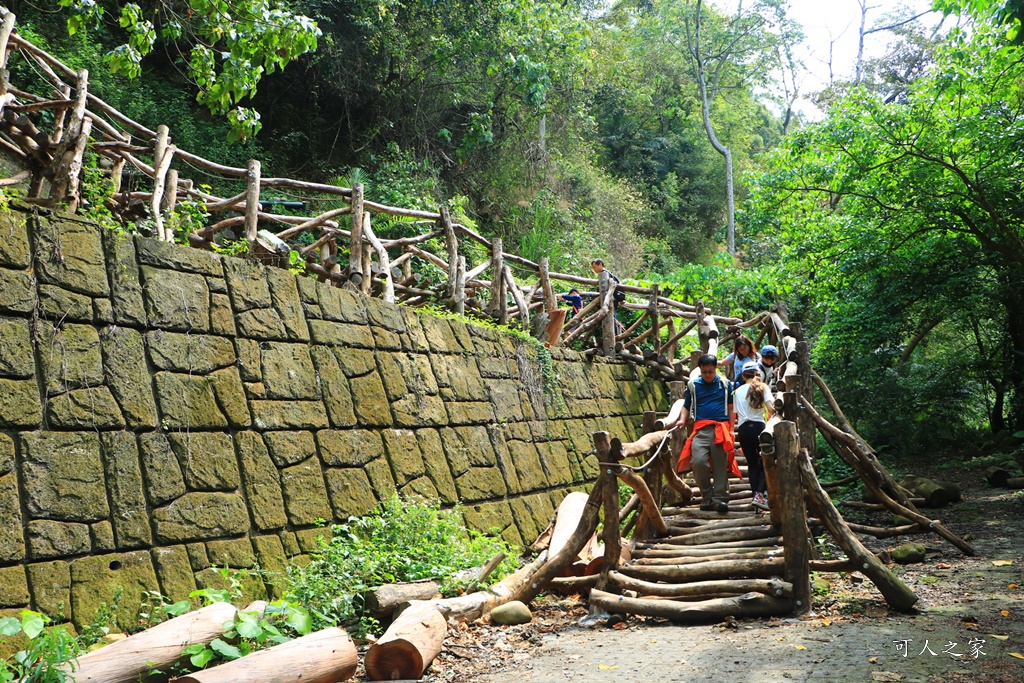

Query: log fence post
[[453, 255, 466, 314], [649, 284, 661, 356], [47, 68, 89, 208], [161, 168, 179, 216], [539, 257, 556, 312], [442, 206, 459, 307], [360, 215, 373, 294], [488, 237, 506, 323], [592, 431, 621, 599], [348, 182, 364, 290], [774, 420, 812, 615], [504, 264, 530, 332], [244, 158, 261, 248]]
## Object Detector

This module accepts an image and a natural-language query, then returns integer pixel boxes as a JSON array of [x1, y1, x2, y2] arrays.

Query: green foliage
[[286, 495, 519, 634], [742, 20, 1024, 450], [57, 0, 320, 139], [177, 601, 312, 673], [0, 611, 79, 683]]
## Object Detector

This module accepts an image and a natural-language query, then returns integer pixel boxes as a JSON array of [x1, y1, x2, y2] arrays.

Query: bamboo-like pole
[[489, 238, 506, 323], [362, 212, 395, 303], [244, 159, 261, 247], [348, 182, 364, 288]]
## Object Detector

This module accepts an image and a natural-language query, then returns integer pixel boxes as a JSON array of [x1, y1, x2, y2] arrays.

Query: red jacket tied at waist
[[677, 419, 742, 478]]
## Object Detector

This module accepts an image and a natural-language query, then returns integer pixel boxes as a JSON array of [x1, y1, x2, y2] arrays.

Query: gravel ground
[[407, 453, 1024, 683]]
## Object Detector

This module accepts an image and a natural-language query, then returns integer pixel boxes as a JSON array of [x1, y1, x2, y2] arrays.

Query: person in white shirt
[[734, 360, 775, 510]]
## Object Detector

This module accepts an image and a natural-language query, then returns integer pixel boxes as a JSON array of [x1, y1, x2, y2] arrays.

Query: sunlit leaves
[[57, 0, 320, 140]]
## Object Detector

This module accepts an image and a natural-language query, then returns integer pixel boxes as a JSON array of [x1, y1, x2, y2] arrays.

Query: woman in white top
[[734, 360, 775, 510]]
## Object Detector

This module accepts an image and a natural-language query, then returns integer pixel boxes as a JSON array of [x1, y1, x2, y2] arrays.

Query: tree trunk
[[176, 628, 357, 683], [692, 0, 735, 255], [364, 581, 441, 622], [70, 603, 242, 683]]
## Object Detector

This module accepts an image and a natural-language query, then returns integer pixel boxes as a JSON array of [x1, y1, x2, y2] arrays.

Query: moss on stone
[[417, 429, 457, 504], [100, 431, 151, 549], [348, 371, 393, 426], [26, 560, 70, 618], [324, 467, 378, 519], [235, 431, 287, 531], [251, 400, 329, 430], [37, 322, 103, 394], [103, 231, 147, 326], [317, 429, 384, 467], [280, 457, 332, 526], [0, 268, 34, 315], [136, 234, 224, 277], [101, 327, 159, 429], [0, 316, 34, 378], [152, 492, 251, 543], [37, 284, 93, 323], [146, 331, 237, 374], [308, 320, 375, 348], [264, 430, 317, 468], [0, 474, 25, 563], [33, 215, 109, 297], [0, 210, 30, 268], [20, 431, 109, 522], [138, 432, 186, 506], [0, 565, 29, 607], [69, 550, 160, 630], [154, 372, 227, 429], [140, 266, 210, 333], [46, 386, 126, 429], [151, 545, 199, 605], [382, 429, 425, 485], [260, 342, 320, 400], [309, 346, 357, 428], [205, 538, 257, 568], [462, 500, 514, 537], [167, 432, 240, 491]]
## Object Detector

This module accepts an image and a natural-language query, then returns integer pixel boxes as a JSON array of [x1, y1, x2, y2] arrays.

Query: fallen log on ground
[[430, 550, 549, 622], [364, 602, 446, 681], [589, 588, 793, 624], [69, 602, 240, 683], [547, 491, 601, 577], [899, 474, 961, 507], [175, 627, 357, 683], [365, 580, 441, 622]]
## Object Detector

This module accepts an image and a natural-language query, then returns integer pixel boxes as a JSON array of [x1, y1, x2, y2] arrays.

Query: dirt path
[[421, 456, 1024, 683]]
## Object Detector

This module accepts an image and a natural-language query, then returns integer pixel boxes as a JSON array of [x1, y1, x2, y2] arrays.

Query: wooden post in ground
[[504, 264, 530, 332], [348, 182, 364, 290], [774, 420, 811, 614], [594, 431, 620, 597], [488, 238, 506, 323], [244, 158, 261, 248], [665, 316, 678, 362], [793, 338, 818, 469], [161, 168, 179, 216], [539, 257, 557, 312], [649, 284, 661, 356], [48, 68, 89, 208], [759, 432, 783, 528], [442, 206, 459, 307], [454, 255, 467, 314]]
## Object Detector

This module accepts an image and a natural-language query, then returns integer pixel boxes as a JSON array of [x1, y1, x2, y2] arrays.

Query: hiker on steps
[[675, 354, 741, 514], [734, 360, 775, 511], [720, 334, 759, 383]]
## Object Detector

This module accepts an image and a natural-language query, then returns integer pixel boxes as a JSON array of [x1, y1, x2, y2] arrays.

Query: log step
[[590, 588, 793, 624]]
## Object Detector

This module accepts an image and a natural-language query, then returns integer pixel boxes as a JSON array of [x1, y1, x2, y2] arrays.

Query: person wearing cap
[[734, 360, 775, 510], [758, 345, 779, 385], [675, 354, 741, 514], [559, 287, 584, 315]]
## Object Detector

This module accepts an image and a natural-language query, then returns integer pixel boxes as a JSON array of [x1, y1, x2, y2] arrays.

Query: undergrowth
[[286, 495, 519, 635]]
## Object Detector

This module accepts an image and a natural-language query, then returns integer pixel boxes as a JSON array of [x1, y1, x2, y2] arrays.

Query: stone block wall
[[0, 203, 666, 632]]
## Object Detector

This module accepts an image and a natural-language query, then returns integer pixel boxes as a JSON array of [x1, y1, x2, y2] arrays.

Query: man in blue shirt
[[676, 354, 737, 513]]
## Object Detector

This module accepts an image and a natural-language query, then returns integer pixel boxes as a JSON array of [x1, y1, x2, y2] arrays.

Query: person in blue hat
[[758, 345, 779, 385]]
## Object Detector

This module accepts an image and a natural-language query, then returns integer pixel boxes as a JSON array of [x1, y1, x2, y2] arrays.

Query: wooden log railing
[[0, 6, 783, 365]]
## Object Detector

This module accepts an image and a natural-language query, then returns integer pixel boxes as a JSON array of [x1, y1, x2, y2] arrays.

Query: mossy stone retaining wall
[[0, 203, 665, 634]]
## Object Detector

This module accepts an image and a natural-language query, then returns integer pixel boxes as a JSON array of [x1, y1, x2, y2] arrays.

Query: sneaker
[[753, 492, 770, 511], [716, 502, 729, 514]]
